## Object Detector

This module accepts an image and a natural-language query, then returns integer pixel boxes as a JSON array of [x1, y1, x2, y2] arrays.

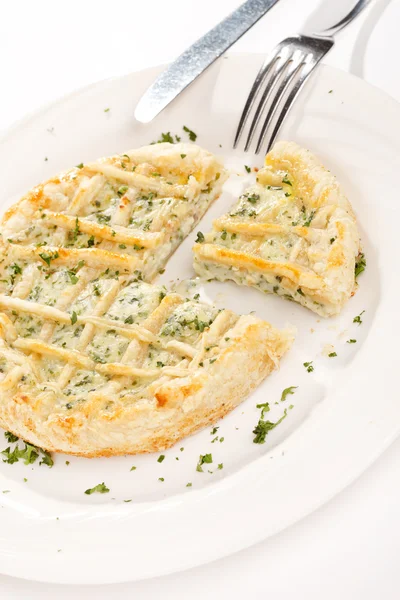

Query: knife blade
[[134, 0, 281, 123]]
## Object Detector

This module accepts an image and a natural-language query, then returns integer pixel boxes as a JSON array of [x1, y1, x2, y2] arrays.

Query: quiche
[[193, 141, 362, 317], [0, 142, 293, 456]]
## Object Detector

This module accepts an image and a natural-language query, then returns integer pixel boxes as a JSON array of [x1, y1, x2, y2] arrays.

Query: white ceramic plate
[[0, 55, 399, 585], [363, 0, 400, 101]]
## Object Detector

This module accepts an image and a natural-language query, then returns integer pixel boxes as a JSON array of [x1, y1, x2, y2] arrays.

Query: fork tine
[[244, 47, 292, 152], [255, 54, 305, 154], [233, 46, 283, 149], [264, 56, 323, 153]]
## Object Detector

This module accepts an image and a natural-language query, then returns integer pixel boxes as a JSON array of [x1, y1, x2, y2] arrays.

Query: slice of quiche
[[193, 141, 362, 317], [2, 142, 227, 282], [0, 261, 293, 456]]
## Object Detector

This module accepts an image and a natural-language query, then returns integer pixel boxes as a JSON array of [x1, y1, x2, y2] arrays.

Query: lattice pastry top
[[0, 142, 293, 456]]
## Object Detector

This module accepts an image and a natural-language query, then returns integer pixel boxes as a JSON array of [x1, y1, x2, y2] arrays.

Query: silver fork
[[234, 0, 372, 154]]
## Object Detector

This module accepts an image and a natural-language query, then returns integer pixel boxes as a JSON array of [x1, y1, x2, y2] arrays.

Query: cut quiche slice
[[2, 142, 227, 282], [0, 259, 294, 455], [193, 141, 362, 317]]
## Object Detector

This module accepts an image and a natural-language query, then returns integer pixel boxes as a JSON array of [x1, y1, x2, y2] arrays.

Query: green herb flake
[[76, 163, 84, 169], [355, 253, 366, 278], [39, 251, 59, 267], [218, 463, 223, 470], [245, 165, 251, 173], [84, 482, 110, 495], [180, 153, 187, 159], [303, 361, 314, 373], [158, 477, 164, 482], [282, 175, 292, 186], [67, 271, 79, 285], [210, 426, 219, 435], [183, 125, 197, 141], [186, 482, 192, 487], [104, 107, 110, 112], [353, 310, 365, 325], [87, 236, 95, 248], [70, 311, 78, 325], [280, 386, 297, 402], [4, 432, 18, 443], [328, 352, 337, 357], [195, 231, 205, 244], [130, 466, 137, 471], [196, 453, 212, 472], [347, 339, 357, 344], [157, 454, 165, 463], [117, 185, 128, 197], [253, 409, 288, 444], [124, 315, 134, 324]]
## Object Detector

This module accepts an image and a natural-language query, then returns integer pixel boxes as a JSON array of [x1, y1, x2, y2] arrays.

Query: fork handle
[[320, 0, 374, 36]]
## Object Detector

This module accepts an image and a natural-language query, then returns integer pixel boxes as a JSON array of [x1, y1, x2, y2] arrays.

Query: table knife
[[134, 0, 281, 123]]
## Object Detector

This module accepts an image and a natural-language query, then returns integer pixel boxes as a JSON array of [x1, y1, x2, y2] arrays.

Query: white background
[[0, 0, 399, 597]]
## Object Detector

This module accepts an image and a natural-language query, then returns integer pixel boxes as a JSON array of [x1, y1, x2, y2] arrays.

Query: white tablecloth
[[0, 1, 398, 597]]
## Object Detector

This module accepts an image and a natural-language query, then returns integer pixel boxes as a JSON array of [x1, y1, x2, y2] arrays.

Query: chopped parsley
[[158, 477, 164, 482], [155, 132, 174, 144], [67, 271, 79, 285], [282, 175, 292, 186], [195, 231, 205, 244], [104, 107, 110, 112], [124, 315, 134, 324], [39, 251, 59, 267], [130, 466, 137, 471], [183, 125, 197, 141], [247, 193, 260, 204], [256, 401, 270, 419], [157, 454, 165, 463], [117, 185, 128, 197], [210, 426, 219, 435], [244, 165, 251, 173], [87, 236, 95, 247], [10, 263, 22, 276], [4, 431, 18, 443], [84, 482, 109, 495], [76, 163, 84, 169], [180, 153, 187, 159], [70, 311, 78, 325], [218, 463, 223, 470], [347, 339, 357, 344], [353, 310, 365, 325], [303, 210, 316, 227], [196, 453, 212, 472], [253, 409, 288, 444], [303, 361, 314, 373], [355, 253, 366, 278], [297, 288, 305, 296], [280, 386, 297, 402], [186, 482, 192, 487], [1, 441, 53, 467], [328, 352, 337, 357]]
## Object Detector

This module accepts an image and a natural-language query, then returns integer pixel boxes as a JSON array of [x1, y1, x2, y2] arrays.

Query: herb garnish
[[245, 165, 251, 173], [4, 431, 18, 443], [303, 361, 314, 372], [195, 231, 205, 243], [328, 352, 337, 357], [282, 175, 292, 186], [39, 251, 59, 267], [157, 454, 165, 463], [253, 409, 288, 444], [196, 453, 212, 472], [353, 310, 365, 325], [280, 386, 297, 402], [347, 339, 357, 344], [355, 253, 366, 278], [70, 311, 78, 325], [84, 482, 109, 495], [183, 125, 197, 141]]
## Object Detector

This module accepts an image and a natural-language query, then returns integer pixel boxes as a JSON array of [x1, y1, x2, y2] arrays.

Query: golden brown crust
[[0, 142, 294, 456]]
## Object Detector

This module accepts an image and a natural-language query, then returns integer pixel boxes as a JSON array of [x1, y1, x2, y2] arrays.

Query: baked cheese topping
[[193, 141, 362, 317], [0, 142, 294, 456]]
